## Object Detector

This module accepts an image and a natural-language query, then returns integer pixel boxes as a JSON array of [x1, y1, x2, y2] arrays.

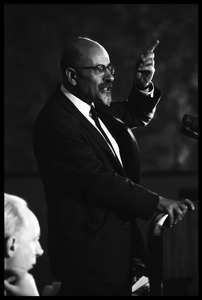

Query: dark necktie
[[90, 105, 121, 163]]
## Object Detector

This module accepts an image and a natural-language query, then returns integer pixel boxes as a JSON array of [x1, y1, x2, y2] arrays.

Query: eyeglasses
[[76, 64, 115, 76]]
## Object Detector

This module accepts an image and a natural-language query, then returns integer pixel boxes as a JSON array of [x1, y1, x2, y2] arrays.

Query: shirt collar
[[60, 84, 91, 118]]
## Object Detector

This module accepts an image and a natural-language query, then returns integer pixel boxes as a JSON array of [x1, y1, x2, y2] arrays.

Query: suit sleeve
[[109, 84, 162, 128], [34, 114, 159, 221]]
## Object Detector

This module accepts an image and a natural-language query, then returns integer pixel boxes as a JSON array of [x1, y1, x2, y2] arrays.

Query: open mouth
[[100, 85, 112, 94], [103, 87, 111, 93]]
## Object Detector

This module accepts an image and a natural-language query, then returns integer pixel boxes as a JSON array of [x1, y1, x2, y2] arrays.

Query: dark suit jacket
[[33, 84, 161, 294]]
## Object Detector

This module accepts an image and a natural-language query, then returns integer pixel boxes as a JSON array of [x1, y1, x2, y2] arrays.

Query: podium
[[148, 201, 198, 296]]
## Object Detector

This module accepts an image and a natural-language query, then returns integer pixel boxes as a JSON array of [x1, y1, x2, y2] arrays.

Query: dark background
[[4, 4, 198, 294]]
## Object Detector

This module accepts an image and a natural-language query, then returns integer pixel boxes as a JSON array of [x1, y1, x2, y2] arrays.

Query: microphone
[[181, 114, 198, 140]]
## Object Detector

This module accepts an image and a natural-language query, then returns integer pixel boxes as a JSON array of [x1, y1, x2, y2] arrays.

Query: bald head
[[60, 37, 109, 78], [60, 36, 114, 106]]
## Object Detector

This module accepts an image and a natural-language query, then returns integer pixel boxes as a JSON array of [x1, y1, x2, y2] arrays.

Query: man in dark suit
[[33, 37, 195, 296]]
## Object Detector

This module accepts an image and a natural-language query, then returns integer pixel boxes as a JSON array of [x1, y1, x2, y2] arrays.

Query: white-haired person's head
[[4, 193, 43, 272]]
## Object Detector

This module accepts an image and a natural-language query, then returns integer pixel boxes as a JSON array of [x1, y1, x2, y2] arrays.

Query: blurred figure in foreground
[[4, 193, 44, 296]]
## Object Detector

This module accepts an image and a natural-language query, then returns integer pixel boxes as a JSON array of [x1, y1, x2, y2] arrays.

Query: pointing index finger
[[147, 39, 160, 53]]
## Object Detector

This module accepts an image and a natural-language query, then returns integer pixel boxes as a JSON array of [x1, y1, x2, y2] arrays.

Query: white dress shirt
[[60, 84, 123, 166]]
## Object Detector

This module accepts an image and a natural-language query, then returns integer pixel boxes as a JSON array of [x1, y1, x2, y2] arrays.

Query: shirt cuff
[[135, 82, 154, 98]]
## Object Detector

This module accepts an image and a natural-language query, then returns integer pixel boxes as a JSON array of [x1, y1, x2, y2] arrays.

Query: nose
[[104, 70, 114, 82], [36, 242, 44, 257]]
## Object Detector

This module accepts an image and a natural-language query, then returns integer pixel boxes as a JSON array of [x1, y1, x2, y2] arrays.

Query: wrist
[[136, 82, 152, 91]]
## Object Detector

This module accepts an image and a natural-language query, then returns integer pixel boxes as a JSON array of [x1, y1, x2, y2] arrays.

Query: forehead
[[21, 208, 40, 237], [79, 42, 110, 66]]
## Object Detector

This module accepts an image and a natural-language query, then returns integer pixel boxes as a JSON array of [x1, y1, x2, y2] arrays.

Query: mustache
[[98, 83, 113, 89]]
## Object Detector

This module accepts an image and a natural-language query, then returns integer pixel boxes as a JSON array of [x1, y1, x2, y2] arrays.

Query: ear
[[4, 237, 16, 258], [65, 68, 77, 86]]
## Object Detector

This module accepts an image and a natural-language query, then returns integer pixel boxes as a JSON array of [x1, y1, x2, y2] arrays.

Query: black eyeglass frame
[[75, 64, 115, 76]]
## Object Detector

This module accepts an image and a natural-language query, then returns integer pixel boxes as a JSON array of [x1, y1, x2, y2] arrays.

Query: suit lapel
[[96, 103, 141, 184], [57, 89, 140, 182], [56, 89, 123, 169], [82, 116, 122, 166]]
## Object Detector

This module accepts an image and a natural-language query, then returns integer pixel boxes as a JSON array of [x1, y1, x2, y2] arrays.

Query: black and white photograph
[[4, 4, 198, 296]]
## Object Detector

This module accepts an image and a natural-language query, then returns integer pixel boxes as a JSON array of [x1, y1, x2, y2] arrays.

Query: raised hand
[[134, 39, 159, 89]]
